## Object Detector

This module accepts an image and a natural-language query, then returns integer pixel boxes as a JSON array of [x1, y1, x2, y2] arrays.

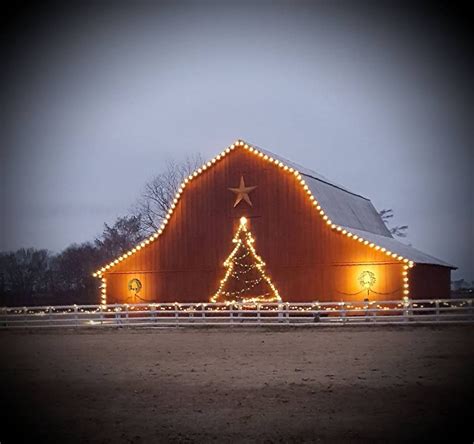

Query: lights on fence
[[5, 299, 471, 327]]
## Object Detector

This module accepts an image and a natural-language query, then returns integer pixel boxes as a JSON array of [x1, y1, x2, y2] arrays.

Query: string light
[[100, 277, 107, 305], [93, 139, 415, 303], [210, 216, 282, 304]]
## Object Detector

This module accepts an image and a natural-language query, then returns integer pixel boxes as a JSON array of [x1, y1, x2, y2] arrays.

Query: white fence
[[0, 299, 473, 328]]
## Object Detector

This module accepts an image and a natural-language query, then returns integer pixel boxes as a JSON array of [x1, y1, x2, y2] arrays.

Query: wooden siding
[[409, 264, 451, 300], [103, 148, 444, 303]]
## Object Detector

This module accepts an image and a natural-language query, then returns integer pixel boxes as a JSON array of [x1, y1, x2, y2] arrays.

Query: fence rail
[[0, 299, 473, 328]]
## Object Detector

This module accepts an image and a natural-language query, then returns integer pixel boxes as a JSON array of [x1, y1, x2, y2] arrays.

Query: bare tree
[[94, 215, 144, 261], [0, 248, 53, 306], [379, 208, 408, 238], [134, 154, 203, 237]]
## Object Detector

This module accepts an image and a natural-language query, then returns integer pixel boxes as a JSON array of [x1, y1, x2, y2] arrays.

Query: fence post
[[364, 300, 375, 323], [230, 303, 233, 325], [125, 304, 129, 327], [435, 300, 440, 322], [312, 303, 321, 324], [341, 302, 346, 324], [74, 304, 78, 327], [286, 302, 290, 323], [175, 303, 179, 327], [257, 303, 261, 326], [23, 306, 28, 328], [114, 304, 119, 326], [403, 297, 410, 322], [99, 304, 104, 325]]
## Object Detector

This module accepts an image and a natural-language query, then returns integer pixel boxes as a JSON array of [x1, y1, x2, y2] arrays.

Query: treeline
[[0, 216, 143, 307], [1, 155, 203, 307]]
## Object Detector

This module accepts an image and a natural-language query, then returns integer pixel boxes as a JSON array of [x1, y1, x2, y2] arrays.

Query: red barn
[[94, 140, 454, 304]]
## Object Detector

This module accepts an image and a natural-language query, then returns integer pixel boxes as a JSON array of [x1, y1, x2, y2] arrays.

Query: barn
[[93, 140, 454, 305]]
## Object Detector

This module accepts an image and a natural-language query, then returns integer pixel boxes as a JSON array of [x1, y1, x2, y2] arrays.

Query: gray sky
[[1, 2, 472, 280]]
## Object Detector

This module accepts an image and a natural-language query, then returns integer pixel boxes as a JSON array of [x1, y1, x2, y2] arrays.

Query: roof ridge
[[300, 172, 371, 201]]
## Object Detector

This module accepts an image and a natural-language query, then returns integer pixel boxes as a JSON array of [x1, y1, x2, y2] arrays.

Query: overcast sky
[[1, 2, 472, 280]]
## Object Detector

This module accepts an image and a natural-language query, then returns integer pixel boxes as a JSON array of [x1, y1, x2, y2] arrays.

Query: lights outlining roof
[[93, 139, 415, 300]]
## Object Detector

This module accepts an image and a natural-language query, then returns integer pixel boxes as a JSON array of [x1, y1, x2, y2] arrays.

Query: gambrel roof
[[257, 145, 454, 268], [93, 140, 454, 280]]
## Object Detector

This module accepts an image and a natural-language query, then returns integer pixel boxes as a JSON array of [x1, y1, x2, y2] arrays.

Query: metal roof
[[256, 146, 352, 192], [255, 144, 454, 268]]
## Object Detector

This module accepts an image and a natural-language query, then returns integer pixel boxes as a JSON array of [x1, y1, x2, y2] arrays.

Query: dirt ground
[[1, 325, 473, 443]]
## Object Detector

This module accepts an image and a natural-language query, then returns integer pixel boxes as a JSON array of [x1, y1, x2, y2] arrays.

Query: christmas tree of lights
[[211, 217, 282, 304]]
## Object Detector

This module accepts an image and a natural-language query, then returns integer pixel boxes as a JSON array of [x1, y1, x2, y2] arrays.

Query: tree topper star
[[228, 176, 257, 207]]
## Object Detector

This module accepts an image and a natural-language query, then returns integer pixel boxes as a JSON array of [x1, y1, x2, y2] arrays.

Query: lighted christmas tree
[[211, 217, 282, 304]]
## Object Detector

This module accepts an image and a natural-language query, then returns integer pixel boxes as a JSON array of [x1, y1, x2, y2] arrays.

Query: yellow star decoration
[[228, 176, 257, 207]]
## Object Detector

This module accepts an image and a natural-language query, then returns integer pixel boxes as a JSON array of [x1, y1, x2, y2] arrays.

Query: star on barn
[[93, 140, 455, 304]]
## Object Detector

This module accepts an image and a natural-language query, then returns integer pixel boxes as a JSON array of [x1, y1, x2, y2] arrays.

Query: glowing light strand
[[93, 139, 414, 303], [211, 217, 282, 304]]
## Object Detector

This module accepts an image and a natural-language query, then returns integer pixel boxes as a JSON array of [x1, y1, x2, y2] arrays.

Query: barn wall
[[409, 264, 451, 300], [103, 148, 408, 303]]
